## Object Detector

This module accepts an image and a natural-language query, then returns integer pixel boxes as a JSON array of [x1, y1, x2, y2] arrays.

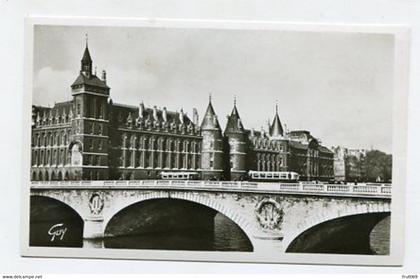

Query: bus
[[159, 171, 199, 180], [248, 171, 300, 182]]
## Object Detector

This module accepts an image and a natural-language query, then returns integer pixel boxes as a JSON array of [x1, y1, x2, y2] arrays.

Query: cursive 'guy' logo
[[48, 223, 67, 241]]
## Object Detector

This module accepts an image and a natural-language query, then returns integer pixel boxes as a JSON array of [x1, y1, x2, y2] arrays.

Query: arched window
[[149, 137, 155, 151], [122, 133, 127, 148], [98, 102, 103, 119], [76, 102, 81, 117], [166, 139, 171, 151], [71, 143, 83, 166], [130, 135, 136, 149], [184, 141, 189, 153], [32, 171, 38, 181], [158, 138, 163, 151], [32, 150, 37, 166]]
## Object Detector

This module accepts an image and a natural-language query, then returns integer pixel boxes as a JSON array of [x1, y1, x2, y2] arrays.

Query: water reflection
[[103, 213, 253, 251]]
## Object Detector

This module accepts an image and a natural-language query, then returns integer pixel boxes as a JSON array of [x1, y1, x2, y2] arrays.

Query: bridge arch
[[29, 195, 84, 247], [103, 192, 255, 247], [30, 192, 86, 220], [283, 202, 391, 253]]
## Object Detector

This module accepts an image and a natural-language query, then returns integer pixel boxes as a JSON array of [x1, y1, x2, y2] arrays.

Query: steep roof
[[270, 112, 283, 137], [33, 101, 74, 119], [81, 46, 92, 63], [318, 145, 334, 154], [224, 104, 244, 134], [200, 101, 221, 130], [111, 103, 194, 126], [71, 73, 110, 89], [289, 140, 308, 150]]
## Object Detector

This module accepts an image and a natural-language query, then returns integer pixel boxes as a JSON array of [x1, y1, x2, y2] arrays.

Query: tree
[[364, 150, 392, 182]]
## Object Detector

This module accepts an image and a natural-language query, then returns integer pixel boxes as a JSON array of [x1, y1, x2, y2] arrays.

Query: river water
[[102, 215, 390, 254], [30, 212, 390, 254], [103, 213, 253, 251]]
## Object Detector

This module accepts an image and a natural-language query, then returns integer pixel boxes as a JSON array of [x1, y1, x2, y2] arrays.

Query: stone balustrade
[[30, 180, 392, 199]]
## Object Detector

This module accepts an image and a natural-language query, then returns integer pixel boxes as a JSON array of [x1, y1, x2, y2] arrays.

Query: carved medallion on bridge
[[255, 198, 283, 230], [89, 193, 104, 215]]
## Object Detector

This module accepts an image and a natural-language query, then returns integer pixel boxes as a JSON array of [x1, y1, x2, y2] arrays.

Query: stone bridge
[[29, 180, 391, 254]]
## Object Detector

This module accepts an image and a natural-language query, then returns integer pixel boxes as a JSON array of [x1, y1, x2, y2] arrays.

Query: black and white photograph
[[21, 18, 409, 265]]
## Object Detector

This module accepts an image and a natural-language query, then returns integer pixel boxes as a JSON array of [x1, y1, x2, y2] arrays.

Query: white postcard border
[[20, 16, 410, 266]]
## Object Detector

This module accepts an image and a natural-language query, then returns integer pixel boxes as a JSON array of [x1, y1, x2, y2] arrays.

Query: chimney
[[162, 107, 168, 122], [179, 108, 184, 124], [153, 106, 158, 121], [193, 108, 199, 126], [102, 70, 107, 84], [139, 102, 144, 118]]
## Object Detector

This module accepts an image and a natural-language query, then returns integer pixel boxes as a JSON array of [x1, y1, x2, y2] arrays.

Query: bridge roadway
[[31, 180, 391, 198], [30, 180, 392, 254]]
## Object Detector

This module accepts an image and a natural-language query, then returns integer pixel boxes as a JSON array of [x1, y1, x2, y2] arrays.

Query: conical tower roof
[[224, 97, 244, 134], [71, 37, 109, 92], [201, 97, 221, 130], [81, 45, 92, 63], [270, 104, 283, 138]]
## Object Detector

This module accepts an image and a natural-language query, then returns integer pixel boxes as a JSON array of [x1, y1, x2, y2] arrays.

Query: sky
[[33, 25, 394, 153]]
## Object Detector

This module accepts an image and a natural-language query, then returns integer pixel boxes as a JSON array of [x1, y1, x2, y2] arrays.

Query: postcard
[[21, 17, 410, 265]]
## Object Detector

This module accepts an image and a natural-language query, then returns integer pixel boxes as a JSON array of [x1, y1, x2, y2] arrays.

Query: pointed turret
[[200, 96, 221, 131], [224, 96, 247, 181], [200, 95, 224, 180], [71, 35, 109, 96], [81, 35, 92, 77], [270, 103, 284, 138], [224, 96, 244, 134]]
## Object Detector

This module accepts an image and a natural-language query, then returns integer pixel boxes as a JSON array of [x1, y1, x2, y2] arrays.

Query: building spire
[[270, 102, 284, 138], [80, 34, 93, 77], [225, 95, 244, 133], [85, 33, 88, 48], [201, 95, 221, 131]]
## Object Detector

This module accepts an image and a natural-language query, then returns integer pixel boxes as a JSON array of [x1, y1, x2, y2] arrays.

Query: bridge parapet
[[30, 180, 392, 199]]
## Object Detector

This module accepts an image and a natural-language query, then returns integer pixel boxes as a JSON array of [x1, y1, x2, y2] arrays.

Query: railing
[[30, 180, 392, 198]]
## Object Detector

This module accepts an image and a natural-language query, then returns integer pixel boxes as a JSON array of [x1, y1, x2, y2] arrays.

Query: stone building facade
[[331, 146, 367, 182], [31, 43, 334, 181]]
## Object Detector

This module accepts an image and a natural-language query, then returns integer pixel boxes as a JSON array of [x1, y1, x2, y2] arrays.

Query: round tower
[[200, 97, 224, 180], [224, 97, 247, 181]]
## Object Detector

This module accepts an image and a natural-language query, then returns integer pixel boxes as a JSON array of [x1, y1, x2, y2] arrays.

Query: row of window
[[86, 138, 104, 151], [252, 138, 287, 151], [76, 97, 105, 119], [32, 129, 70, 147], [31, 169, 104, 181], [257, 158, 284, 172], [35, 111, 73, 126], [84, 154, 106, 166], [31, 170, 71, 181], [123, 118, 200, 135], [32, 149, 70, 166], [122, 149, 200, 170], [85, 122, 104, 135], [122, 134, 201, 153]]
